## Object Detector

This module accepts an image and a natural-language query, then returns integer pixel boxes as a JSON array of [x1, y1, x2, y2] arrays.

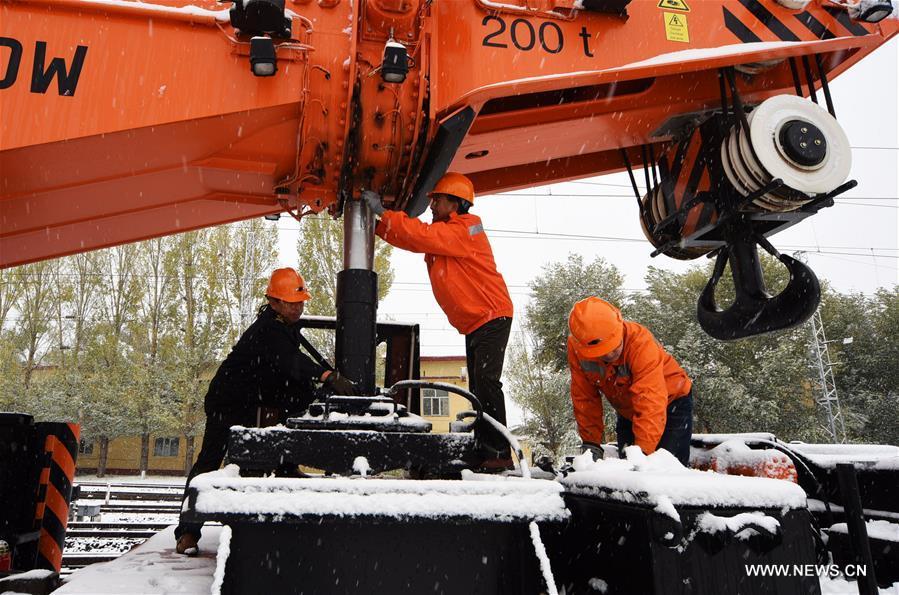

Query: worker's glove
[[323, 371, 362, 396], [581, 443, 604, 461], [361, 190, 385, 216]]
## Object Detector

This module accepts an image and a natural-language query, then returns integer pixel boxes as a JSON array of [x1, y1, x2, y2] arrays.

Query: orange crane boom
[[2, 0, 897, 336]]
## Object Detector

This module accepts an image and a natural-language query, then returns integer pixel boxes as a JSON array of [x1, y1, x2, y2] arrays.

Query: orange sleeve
[[568, 341, 605, 446], [627, 339, 669, 454], [375, 211, 472, 257]]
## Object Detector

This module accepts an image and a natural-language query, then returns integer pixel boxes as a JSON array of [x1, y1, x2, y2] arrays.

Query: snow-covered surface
[[621, 41, 820, 69], [472, 40, 826, 97], [697, 511, 780, 539], [561, 448, 808, 510], [691, 439, 797, 481], [210, 526, 231, 595], [75, 0, 229, 21], [190, 465, 568, 522], [76, 474, 186, 485], [528, 521, 558, 595], [789, 443, 899, 469], [653, 494, 680, 522], [691, 432, 777, 445], [352, 456, 370, 477], [692, 439, 778, 467], [55, 526, 220, 594], [808, 499, 899, 521], [291, 408, 433, 431], [828, 520, 899, 542], [820, 577, 899, 594], [0, 569, 55, 585]]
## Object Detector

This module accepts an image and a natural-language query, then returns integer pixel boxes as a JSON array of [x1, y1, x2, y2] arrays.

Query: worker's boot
[[176, 533, 200, 556]]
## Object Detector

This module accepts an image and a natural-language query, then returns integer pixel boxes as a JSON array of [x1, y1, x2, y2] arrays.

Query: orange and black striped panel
[[723, 0, 873, 44], [32, 422, 79, 572], [654, 129, 717, 259]]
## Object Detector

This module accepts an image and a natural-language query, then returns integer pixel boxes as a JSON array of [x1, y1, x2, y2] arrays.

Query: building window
[[79, 440, 93, 455], [153, 437, 180, 457], [421, 388, 449, 417]]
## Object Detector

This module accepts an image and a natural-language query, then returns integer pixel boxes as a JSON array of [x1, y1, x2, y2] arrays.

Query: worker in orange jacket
[[568, 297, 693, 465], [363, 173, 514, 459]]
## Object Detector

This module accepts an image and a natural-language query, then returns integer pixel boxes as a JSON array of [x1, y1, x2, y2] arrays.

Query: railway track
[[68, 521, 171, 531], [75, 484, 184, 502], [63, 491, 183, 573], [94, 502, 181, 513]]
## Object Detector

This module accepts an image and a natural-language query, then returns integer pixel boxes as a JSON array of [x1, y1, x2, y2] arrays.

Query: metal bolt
[[801, 126, 808, 133], [814, 139, 822, 146], [800, 142, 807, 148]]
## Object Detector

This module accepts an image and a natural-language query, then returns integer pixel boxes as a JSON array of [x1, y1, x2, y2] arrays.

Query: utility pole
[[795, 251, 847, 443], [238, 228, 257, 333]]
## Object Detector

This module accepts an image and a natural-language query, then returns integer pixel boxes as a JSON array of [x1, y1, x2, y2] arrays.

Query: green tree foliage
[[824, 288, 899, 445], [167, 228, 234, 473], [629, 256, 823, 441], [294, 216, 394, 360], [0, 220, 281, 474], [506, 335, 579, 459], [226, 220, 279, 336], [14, 260, 58, 391], [526, 254, 628, 372], [510, 251, 899, 451], [506, 254, 628, 453]]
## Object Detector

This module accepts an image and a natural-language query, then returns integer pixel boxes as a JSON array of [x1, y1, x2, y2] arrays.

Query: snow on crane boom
[[1, 0, 897, 338]]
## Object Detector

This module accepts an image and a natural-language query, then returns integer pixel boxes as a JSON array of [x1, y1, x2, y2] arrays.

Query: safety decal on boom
[[664, 13, 690, 43], [658, 0, 689, 12], [722, 0, 872, 45]]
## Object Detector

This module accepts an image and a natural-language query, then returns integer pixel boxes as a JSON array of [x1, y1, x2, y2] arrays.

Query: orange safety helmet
[[266, 268, 311, 303], [429, 172, 475, 205], [569, 297, 624, 358]]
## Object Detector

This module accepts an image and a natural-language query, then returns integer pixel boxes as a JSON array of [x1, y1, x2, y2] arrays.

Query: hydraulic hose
[[386, 380, 484, 425]]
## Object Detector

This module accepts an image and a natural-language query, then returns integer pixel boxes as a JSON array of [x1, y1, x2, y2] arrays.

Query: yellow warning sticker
[[658, 0, 690, 11], [664, 12, 690, 43]]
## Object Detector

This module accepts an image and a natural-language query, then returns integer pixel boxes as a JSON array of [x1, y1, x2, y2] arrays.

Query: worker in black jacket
[[175, 267, 359, 555]]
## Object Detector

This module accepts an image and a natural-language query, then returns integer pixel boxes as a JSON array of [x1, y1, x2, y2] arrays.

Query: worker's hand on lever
[[581, 443, 604, 461], [361, 190, 385, 216], [322, 370, 362, 396]]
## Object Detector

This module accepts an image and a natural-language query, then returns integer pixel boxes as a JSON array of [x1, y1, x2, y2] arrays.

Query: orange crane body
[[1, 0, 896, 269]]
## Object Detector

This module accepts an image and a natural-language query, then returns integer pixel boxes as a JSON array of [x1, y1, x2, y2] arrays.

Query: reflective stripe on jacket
[[376, 210, 513, 334], [568, 321, 692, 454]]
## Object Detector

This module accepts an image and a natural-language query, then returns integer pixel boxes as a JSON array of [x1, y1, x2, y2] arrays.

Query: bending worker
[[567, 297, 693, 465], [363, 173, 513, 461], [175, 267, 359, 556]]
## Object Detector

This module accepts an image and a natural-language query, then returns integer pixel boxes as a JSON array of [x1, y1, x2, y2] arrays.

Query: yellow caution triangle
[[658, 0, 690, 11]]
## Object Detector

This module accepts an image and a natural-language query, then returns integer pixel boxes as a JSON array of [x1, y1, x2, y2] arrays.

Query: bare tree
[[506, 329, 579, 460]]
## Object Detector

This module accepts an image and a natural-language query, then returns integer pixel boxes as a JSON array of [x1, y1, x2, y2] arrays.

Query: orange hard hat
[[429, 172, 475, 204], [569, 297, 624, 358], [266, 268, 311, 303]]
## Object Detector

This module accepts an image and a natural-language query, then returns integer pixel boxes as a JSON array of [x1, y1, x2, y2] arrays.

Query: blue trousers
[[615, 391, 693, 465]]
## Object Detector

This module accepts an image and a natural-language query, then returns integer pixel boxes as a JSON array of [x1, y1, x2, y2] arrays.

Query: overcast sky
[[276, 36, 899, 423]]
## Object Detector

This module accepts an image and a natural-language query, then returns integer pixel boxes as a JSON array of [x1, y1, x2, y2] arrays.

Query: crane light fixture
[[380, 40, 408, 84], [250, 37, 277, 77]]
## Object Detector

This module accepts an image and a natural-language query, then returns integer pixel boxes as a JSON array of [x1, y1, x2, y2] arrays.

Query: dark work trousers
[[175, 408, 254, 540], [615, 391, 693, 466], [465, 316, 512, 454]]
